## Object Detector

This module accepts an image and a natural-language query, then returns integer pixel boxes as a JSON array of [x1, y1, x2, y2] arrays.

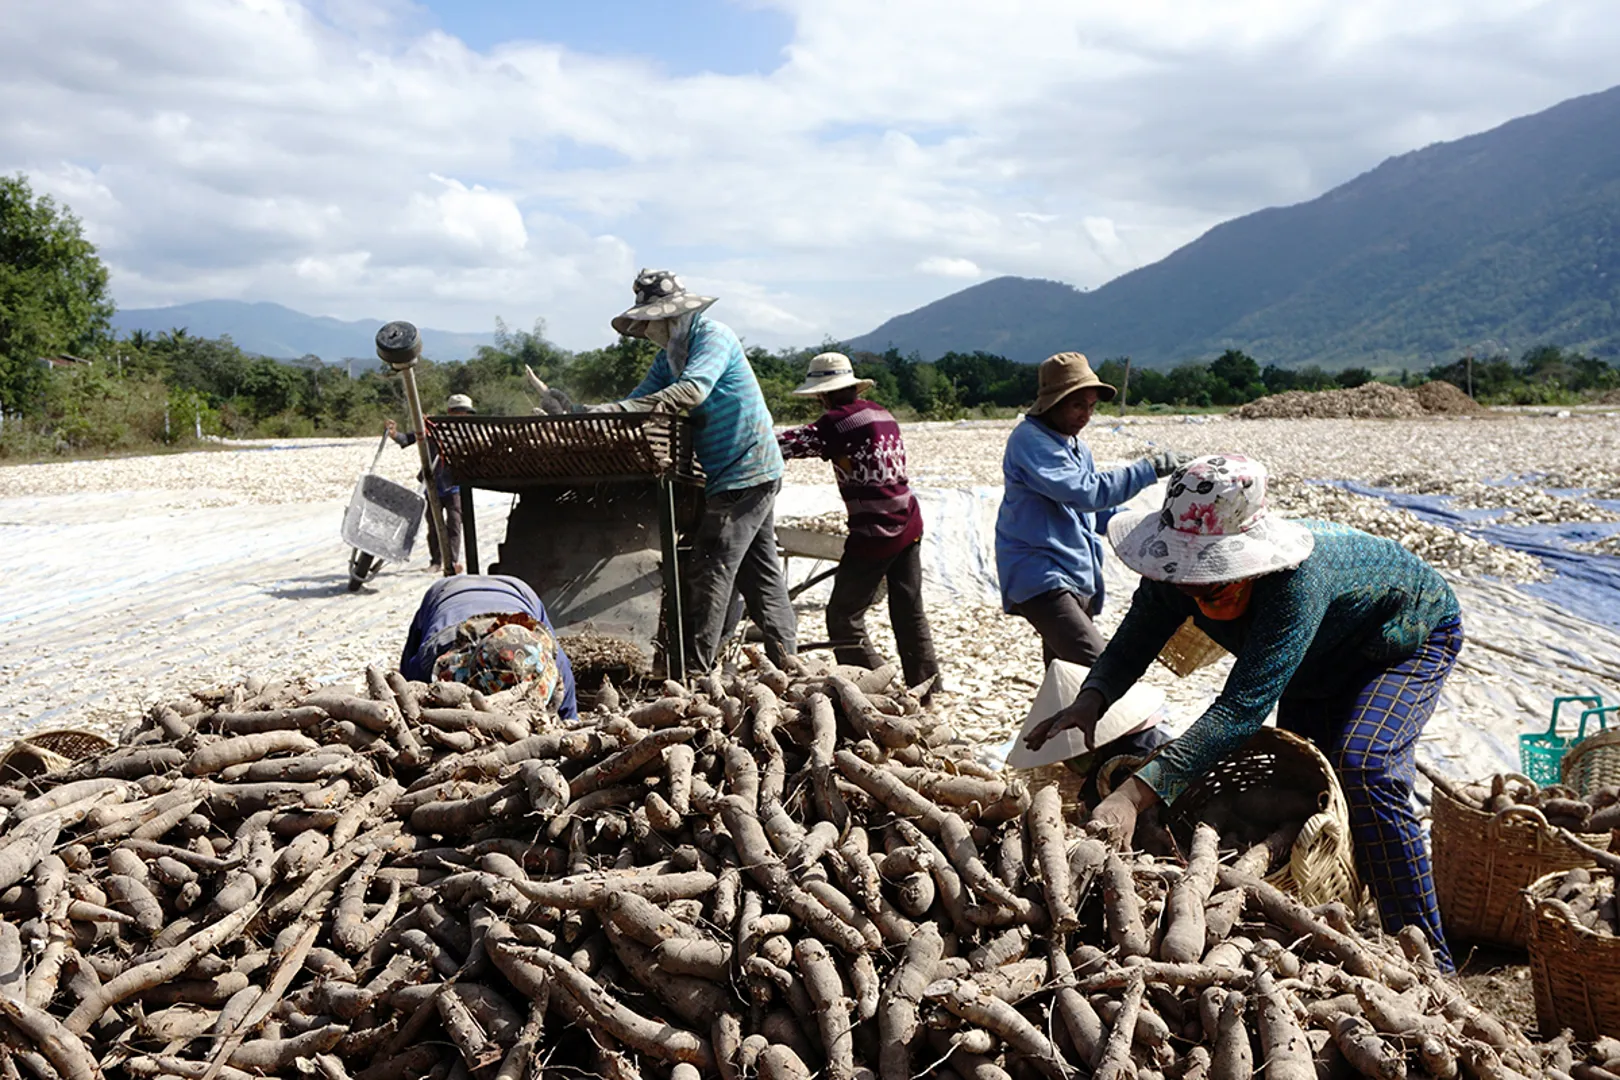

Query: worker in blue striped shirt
[[585, 269, 797, 672]]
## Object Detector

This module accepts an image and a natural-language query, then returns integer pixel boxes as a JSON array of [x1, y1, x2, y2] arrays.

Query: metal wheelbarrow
[[342, 433, 426, 591]]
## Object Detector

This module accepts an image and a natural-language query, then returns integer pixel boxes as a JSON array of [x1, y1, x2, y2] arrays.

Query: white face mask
[[645, 320, 673, 347]]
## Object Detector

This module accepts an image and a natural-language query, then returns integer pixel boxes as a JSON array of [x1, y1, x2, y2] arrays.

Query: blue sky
[[4, 0, 1619, 351], [416, 0, 794, 76]]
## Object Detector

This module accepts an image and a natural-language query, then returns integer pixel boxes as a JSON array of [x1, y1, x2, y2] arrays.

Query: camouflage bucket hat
[[611, 269, 717, 338]]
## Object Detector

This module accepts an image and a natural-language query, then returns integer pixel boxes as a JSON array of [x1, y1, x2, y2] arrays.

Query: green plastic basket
[[1520, 695, 1606, 787]]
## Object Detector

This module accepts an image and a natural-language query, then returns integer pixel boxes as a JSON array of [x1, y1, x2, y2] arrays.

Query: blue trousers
[[1278, 615, 1462, 972]]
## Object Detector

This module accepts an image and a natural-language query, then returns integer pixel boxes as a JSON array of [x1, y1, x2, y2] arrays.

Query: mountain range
[[109, 300, 495, 364], [849, 84, 1620, 369]]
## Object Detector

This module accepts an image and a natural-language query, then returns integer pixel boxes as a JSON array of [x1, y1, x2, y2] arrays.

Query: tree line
[[4, 173, 1617, 457]]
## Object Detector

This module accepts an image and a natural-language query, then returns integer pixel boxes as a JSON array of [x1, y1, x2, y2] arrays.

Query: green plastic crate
[[1520, 695, 1605, 787]]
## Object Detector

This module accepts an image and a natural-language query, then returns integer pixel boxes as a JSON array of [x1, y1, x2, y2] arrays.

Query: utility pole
[[1120, 359, 1131, 417], [1466, 351, 1474, 400]]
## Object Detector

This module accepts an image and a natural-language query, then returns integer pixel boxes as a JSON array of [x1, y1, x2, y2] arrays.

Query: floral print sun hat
[[1106, 454, 1315, 585]]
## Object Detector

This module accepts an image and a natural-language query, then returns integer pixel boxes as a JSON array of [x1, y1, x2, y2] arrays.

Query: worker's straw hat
[[1108, 454, 1315, 585], [445, 394, 475, 413], [611, 269, 717, 338], [790, 352, 874, 396], [1028, 352, 1116, 415]]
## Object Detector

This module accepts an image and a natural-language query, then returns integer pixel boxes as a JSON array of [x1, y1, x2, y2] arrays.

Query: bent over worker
[[778, 352, 939, 693], [1025, 454, 1461, 970], [583, 269, 796, 671], [400, 573, 577, 721], [995, 352, 1182, 667]]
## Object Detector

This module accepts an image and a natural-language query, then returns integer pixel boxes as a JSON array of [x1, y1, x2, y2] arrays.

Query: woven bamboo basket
[[0, 729, 113, 782], [1526, 870, 1620, 1042], [1431, 778, 1611, 949], [1155, 618, 1228, 678], [1563, 726, 1620, 799], [1096, 728, 1360, 906]]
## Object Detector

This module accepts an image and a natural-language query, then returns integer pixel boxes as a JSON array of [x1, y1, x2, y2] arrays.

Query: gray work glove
[[1145, 450, 1187, 478]]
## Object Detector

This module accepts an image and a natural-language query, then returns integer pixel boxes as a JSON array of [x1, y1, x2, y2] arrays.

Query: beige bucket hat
[[1028, 352, 1117, 415], [790, 352, 874, 396], [611, 269, 717, 338], [445, 394, 475, 413]]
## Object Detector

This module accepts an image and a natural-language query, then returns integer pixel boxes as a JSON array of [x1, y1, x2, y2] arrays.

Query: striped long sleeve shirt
[[778, 399, 923, 560], [625, 315, 782, 495]]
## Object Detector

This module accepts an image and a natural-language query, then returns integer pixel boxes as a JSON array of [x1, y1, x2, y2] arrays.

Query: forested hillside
[[851, 84, 1620, 368]]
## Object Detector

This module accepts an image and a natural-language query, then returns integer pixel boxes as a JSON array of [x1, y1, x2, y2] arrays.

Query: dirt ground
[[1455, 945, 1540, 1036]]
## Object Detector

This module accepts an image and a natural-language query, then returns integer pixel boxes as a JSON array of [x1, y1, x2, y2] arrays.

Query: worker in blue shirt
[[583, 269, 796, 672], [386, 393, 474, 573], [400, 574, 577, 720], [995, 352, 1182, 667]]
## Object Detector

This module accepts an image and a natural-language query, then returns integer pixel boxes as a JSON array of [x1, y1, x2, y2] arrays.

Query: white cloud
[[1, 0, 1617, 349], [916, 256, 983, 279]]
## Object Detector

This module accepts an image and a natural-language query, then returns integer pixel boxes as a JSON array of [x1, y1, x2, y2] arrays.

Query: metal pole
[[1466, 354, 1474, 400], [377, 321, 454, 578], [1120, 359, 1131, 417], [460, 487, 480, 575], [659, 477, 686, 682]]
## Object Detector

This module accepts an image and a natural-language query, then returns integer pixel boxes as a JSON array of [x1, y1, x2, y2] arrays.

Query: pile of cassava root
[[0, 652, 1588, 1080], [1423, 767, 1620, 834]]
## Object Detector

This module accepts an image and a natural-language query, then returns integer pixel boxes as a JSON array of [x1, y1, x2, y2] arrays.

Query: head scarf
[[431, 612, 560, 702]]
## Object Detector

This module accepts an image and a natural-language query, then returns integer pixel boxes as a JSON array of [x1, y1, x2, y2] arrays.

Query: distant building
[[38, 354, 93, 369]]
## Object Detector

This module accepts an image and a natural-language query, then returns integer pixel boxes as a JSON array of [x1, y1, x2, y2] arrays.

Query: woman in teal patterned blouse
[[1025, 454, 1462, 970]]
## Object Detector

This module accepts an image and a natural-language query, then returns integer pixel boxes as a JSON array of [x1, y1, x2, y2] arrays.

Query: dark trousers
[[427, 497, 464, 570], [826, 540, 939, 690], [1277, 615, 1463, 973], [689, 480, 797, 671], [1008, 588, 1107, 668]]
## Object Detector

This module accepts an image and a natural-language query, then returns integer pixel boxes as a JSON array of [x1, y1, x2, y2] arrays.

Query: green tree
[[1165, 363, 1215, 407], [565, 336, 659, 402], [0, 174, 114, 411], [1208, 349, 1264, 404], [1335, 366, 1374, 388]]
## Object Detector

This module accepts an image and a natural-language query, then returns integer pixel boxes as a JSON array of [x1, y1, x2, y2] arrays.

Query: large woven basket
[[1097, 728, 1360, 906], [1563, 726, 1620, 799], [1155, 618, 1228, 679], [1166, 727, 1360, 907], [1431, 777, 1611, 949], [1526, 870, 1620, 1041], [0, 729, 114, 782]]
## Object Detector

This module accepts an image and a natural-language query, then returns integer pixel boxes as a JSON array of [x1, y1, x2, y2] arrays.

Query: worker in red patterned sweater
[[778, 352, 940, 695]]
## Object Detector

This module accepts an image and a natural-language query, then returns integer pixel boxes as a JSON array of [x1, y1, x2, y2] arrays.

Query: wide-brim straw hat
[[1028, 351, 1116, 415], [445, 394, 475, 413], [1107, 453, 1315, 585], [611, 268, 717, 337], [1006, 659, 1168, 769], [791, 352, 874, 396]]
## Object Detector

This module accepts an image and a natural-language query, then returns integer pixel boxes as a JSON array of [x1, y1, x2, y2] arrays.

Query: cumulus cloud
[[916, 257, 983, 279], [1, 0, 1617, 349]]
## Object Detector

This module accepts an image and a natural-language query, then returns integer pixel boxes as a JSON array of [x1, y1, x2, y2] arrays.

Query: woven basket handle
[[1488, 804, 1550, 837], [1533, 894, 1590, 936]]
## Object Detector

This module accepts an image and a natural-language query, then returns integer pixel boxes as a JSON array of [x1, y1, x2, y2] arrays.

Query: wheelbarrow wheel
[[348, 550, 380, 591]]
